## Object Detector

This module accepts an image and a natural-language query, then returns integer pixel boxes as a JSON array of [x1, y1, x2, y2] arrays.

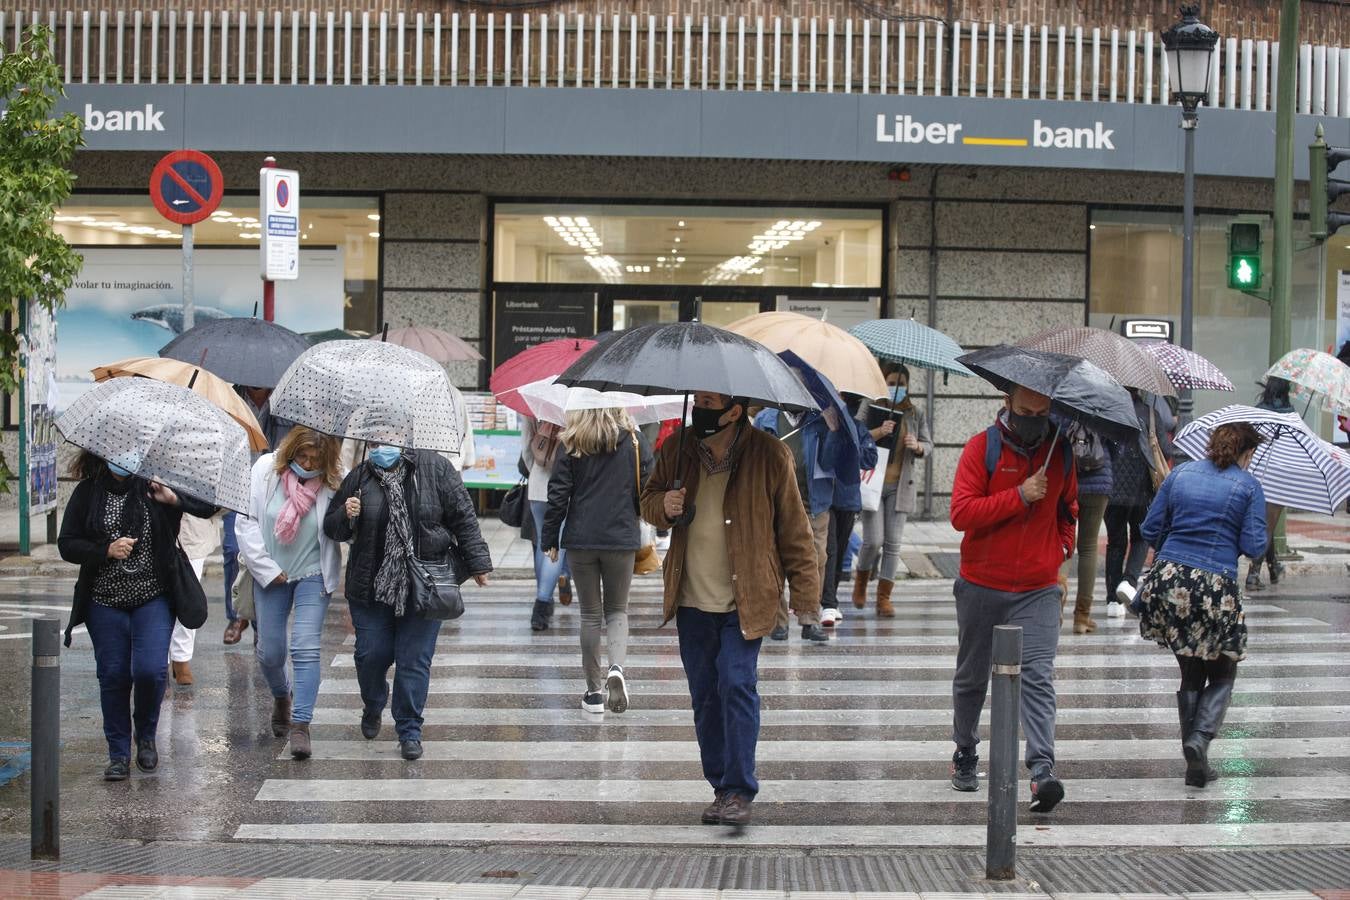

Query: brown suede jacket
[[640, 423, 820, 640]]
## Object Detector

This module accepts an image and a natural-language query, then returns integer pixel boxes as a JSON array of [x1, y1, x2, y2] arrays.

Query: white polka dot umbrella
[[56, 378, 252, 512]]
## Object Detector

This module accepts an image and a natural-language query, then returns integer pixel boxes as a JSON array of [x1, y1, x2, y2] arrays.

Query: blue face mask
[[890, 385, 908, 404], [289, 461, 321, 480], [107, 462, 133, 478], [368, 446, 402, 469]]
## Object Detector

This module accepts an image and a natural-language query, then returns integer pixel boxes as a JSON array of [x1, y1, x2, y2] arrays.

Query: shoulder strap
[[631, 432, 641, 509], [983, 425, 1002, 478]]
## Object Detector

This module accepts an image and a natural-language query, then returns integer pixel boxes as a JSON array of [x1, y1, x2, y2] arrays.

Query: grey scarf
[[371, 461, 414, 616]]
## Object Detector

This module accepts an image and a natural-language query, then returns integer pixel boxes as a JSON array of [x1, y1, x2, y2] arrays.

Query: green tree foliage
[[0, 24, 83, 487]]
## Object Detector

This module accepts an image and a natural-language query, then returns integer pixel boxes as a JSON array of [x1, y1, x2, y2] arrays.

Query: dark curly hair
[[1206, 422, 1264, 470]]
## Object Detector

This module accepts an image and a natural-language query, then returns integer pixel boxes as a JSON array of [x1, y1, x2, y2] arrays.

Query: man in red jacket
[[948, 386, 1078, 814]]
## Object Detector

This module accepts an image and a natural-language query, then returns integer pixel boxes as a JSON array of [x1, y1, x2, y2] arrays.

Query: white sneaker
[[655, 533, 671, 552], [1114, 581, 1137, 605], [605, 665, 629, 714], [1106, 601, 1125, 618], [820, 608, 842, 627]]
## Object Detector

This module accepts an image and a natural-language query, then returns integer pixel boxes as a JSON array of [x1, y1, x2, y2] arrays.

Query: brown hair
[[69, 449, 107, 481], [273, 425, 343, 490], [1206, 422, 1264, 470]]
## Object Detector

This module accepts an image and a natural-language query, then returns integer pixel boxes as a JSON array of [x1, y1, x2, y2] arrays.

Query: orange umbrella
[[91, 356, 270, 452], [724, 311, 888, 398]]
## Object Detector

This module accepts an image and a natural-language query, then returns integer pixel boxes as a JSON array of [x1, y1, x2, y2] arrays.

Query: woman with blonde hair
[[237, 425, 345, 760], [542, 407, 653, 714]]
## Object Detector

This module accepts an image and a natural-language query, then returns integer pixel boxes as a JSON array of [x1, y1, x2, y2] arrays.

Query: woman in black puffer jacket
[[324, 445, 492, 760]]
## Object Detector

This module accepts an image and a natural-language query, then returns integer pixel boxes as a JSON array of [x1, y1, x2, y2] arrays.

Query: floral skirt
[[1137, 559, 1247, 661]]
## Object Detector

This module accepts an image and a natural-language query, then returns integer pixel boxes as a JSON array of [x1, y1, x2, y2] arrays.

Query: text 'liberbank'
[[875, 115, 1116, 150]]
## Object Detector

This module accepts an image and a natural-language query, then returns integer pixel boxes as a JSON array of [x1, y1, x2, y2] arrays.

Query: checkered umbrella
[[848, 318, 974, 378], [1174, 405, 1350, 515], [1265, 349, 1350, 415], [1019, 326, 1177, 397], [1137, 341, 1235, 392]]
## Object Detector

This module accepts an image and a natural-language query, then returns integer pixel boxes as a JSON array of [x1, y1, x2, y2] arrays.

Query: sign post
[[149, 150, 224, 333], [259, 158, 300, 322], [17, 299, 58, 555]]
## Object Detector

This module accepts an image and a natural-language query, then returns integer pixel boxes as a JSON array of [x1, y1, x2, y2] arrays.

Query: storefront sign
[[492, 292, 595, 369], [775, 297, 879, 331], [1122, 318, 1173, 342], [261, 167, 300, 280]]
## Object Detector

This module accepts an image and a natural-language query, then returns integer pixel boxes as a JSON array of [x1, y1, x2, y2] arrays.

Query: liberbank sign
[[53, 84, 1350, 180]]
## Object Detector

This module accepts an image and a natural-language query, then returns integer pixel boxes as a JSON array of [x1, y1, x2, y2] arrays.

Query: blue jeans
[[254, 574, 330, 724], [222, 512, 240, 621], [85, 597, 174, 760], [676, 607, 762, 800], [348, 600, 442, 742], [530, 500, 569, 604]]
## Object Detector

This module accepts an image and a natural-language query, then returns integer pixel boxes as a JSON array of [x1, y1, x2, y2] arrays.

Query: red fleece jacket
[[949, 426, 1079, 593]]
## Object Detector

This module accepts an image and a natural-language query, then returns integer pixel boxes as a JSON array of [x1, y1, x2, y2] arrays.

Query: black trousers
[[821, 509, 857, 610], [1104, 503, 1149, 596]]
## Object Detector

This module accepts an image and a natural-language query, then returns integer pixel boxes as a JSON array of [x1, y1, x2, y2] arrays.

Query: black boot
[[1183, 681, 1234, 788], [1176, 690, 1216, 786]]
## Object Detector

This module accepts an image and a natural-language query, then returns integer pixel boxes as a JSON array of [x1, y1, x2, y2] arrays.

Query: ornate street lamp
[[1161, 4, 1219, 425]]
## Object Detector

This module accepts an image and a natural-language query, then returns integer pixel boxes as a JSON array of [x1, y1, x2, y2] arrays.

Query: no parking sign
[[149, 150, 224, 225], [261, 166, 300, 281]]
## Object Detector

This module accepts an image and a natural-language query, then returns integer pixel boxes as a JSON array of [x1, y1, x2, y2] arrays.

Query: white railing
[[6, 8, 1350, 116]]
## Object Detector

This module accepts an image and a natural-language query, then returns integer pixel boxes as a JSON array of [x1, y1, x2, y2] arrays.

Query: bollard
[[985, 624, 1022, 881], [31, 617, 60, 861]]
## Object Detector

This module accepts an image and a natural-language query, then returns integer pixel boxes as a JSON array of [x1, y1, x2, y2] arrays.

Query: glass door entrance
[[612, 299, 681, 331]]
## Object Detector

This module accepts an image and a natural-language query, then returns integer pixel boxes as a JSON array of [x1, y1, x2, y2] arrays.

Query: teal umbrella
[[849, 318, 974, 378]]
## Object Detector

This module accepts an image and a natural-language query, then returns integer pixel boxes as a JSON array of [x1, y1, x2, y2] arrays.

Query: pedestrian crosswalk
[[234, 579, 1350, 849]]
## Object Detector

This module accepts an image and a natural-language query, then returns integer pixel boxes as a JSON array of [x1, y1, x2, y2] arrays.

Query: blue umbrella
[[778, 350, 859, 453]]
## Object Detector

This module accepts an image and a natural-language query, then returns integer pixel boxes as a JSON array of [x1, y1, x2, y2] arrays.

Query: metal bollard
[[985, 624, 1022, 881], [31, 617, 60, 861]]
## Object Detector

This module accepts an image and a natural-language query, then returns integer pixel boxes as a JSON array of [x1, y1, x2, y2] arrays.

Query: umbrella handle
[[1040, 421, 1064, 475]]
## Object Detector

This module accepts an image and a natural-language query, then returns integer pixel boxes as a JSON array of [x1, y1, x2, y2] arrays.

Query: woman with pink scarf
[[237, 426, 344, 760]]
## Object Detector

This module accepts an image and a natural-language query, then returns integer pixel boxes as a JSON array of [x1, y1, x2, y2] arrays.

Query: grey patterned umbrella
[[1018, 325, 1177, 397], [270, 340, 462, 452], [159, 317, 312, 389], [56, 378, 251, 512], [849, 318, 975, 378]]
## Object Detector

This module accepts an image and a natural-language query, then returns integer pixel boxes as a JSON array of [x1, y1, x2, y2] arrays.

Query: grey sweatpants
[[569, 549, 634, 692], [951, 577, 1061, 773]]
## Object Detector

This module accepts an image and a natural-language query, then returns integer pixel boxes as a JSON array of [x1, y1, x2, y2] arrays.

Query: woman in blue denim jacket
[[1136, 422, 1268, 789]]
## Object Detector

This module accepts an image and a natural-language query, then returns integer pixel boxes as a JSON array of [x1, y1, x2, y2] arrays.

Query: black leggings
[[1176, 654, 1238, 691]]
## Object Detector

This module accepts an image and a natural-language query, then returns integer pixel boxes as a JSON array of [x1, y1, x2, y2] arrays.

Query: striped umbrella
[[1137, 341, 1235, 392], [1174, 405, 1350, 515], [1019, 325, 1177, 397], [1265, 348, 1350, 414], [849, 318, 974, 378]]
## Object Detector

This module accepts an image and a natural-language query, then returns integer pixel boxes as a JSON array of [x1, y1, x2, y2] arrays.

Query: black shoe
[[530, 600, 553, 632], [103, 758, 130, 781], [1269, 561, 1285, 584], [135, 738, 158, 773], [400, 739, 423, 760], [801, 624, 829, 642], [360, 709, 381, 740], [769, 625, 789, 641], [951, 748, 979, 792], [1029, 768, 1064, 812], [581, 691, 605, 714]]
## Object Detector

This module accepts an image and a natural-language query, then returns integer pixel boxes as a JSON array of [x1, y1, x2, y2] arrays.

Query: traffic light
[[1310, 124, 1350, 240], [1227, 221, 1262, 290]]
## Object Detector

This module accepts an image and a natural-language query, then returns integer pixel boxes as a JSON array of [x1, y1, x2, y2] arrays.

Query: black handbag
[[408, 470, 465, 620], [171, 543, 210, 629], [498, 479, 527, 528]]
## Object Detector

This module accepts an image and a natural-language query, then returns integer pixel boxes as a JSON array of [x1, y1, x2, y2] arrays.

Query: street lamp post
[[1161, 4, 1219, 426]]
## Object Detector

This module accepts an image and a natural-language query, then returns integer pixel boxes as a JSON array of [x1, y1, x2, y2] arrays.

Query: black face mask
[[1007, 410, 1049, 444], [690, 404, 735, 440]]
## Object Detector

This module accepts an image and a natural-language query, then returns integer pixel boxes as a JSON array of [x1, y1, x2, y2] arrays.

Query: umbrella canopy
[[490, 338, 599, 416], [158, 318, 312, 390], [1018, 325, 1177, 398], [724, 311, 888, 398], [849, 318, 974, 378], [305, 328, 370, 345], [957, 345, 1139, 442], [1137, 341, 1235, 392], [91, 356, 269, 452], [516, 377, 687, 427], [374, 325, 483, 363], [1265, 348, 1350, 414], [778, 349, 858, 452], [271, 340, 462, 452], [556, 322, 816, 412], [1173, 405, 1350, 515], [56, 378, 252, 513]]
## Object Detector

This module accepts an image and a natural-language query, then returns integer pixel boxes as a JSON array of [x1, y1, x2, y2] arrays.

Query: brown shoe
[[1073, 615, 1097, 634], [170, 661, 194, 686], [851, 569, 871, 609], [557, 575, 573, 606], [288, 722, 312, 760], [271, 695, 292, 738], [876, 579, 896, 618], [721, 793, 753, 827], [700, 790, 728, 825], [223, 619, 249, 645]]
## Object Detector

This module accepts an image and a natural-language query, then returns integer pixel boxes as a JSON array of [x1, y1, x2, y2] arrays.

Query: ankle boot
[[289, 722, 312, 760], [271, 694, 293, 738], [875, 579, 895, 618], [1177, 689, 1218, 785], [1072, 592, 1096, 634], [852, 569, 871, 609], [1183, 681, 1234, 788]]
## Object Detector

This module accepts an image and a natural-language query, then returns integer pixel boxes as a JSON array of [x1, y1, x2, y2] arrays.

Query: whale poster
[[56, 246, 344, 413]]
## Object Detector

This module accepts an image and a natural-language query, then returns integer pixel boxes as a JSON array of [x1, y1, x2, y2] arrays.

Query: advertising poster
[[56, 246, 344, 412], [1336, 271, 1350, 445], [23, 298, 59, 515], [492, 292, 594, 369], [460, 431, 524, 491]]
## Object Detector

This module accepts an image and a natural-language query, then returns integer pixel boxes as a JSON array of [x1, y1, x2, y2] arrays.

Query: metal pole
[[17, 300, 30, 557], [182, 222, 195, 332], [1178, 116, 1197, 426], [31, 618, 60, 861], [262, 155, 277, 322], [1271, 0, 1299, 557], [985, 624, 1022, 881]]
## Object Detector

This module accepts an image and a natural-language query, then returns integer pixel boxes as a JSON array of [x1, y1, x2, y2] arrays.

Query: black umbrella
[[957, 344, 1139, 445], [160, 317, 312, 389]]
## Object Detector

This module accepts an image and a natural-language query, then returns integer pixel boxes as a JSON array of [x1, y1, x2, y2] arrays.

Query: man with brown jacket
[[641, 391, 821, 828]]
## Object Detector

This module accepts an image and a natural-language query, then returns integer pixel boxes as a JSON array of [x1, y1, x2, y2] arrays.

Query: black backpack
[[1065, 421, 1109, 475]]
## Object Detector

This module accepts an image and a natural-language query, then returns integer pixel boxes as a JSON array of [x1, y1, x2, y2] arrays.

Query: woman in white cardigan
[[236, 426, 344, 760]]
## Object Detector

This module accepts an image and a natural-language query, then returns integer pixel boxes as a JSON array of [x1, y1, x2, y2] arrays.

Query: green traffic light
[[1228, 254, 1261, 290]]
